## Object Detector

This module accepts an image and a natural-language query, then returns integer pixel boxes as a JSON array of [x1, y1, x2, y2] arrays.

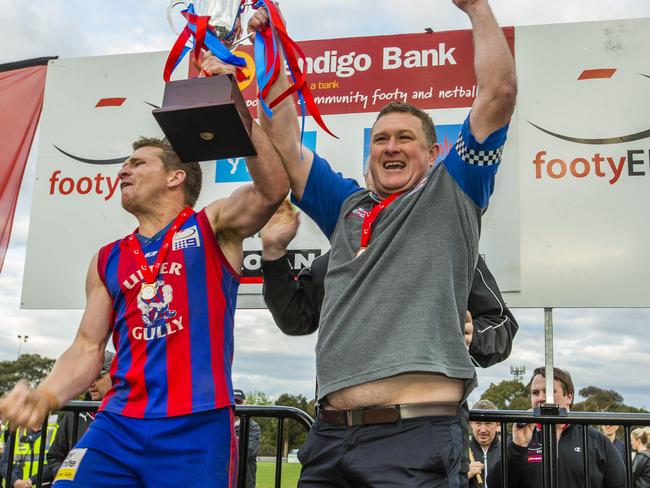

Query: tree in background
[[276, 393, 316, 457], [0, 354, 55, 394], [573, 386, 647, 413], [244, 391, 316, 457], [481, 379, 530, 410]]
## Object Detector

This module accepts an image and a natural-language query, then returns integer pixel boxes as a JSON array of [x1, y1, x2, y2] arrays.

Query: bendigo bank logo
[[530, 68, 650, 185]]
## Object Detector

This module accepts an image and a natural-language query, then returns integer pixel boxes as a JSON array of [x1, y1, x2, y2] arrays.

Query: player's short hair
[[372, 102, 437, 147]]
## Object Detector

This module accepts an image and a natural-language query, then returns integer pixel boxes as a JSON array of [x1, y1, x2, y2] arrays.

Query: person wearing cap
[[233, 390, 261, 488], [3, 351, 114, 488]]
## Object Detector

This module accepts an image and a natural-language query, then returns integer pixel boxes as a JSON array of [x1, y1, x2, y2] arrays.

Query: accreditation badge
[[54, 448, 88, 482]]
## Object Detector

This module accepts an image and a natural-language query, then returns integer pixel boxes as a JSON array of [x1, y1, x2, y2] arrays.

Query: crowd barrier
[[2, 402, 649, 488]]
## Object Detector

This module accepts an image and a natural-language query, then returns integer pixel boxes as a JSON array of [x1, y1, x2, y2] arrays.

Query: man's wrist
[[262, 245, 289, 261], [36, 385, 61, 411], [261, 254, 292, 276]]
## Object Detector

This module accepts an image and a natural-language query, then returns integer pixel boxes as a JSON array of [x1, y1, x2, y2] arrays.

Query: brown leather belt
[[318, 402, 459, 427]]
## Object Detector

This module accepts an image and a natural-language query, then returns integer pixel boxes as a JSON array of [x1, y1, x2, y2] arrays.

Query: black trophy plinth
[[153, 74, 256, 162]]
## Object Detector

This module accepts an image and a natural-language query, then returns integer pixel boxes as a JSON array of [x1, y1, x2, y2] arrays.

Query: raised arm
[[456, 0, 517, 141], [467, 255, 519, 367], [248, 8, 314, 200], [0, 255, 112, 430], [260, 201, 325, 335], [201, 55, 289, 241]]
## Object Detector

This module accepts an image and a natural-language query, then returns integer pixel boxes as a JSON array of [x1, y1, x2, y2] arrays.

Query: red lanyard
[[125, 207, 193, 287], [358, 192, 403, 255]]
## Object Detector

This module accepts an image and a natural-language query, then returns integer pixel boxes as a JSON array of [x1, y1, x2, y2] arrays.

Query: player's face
[[530, 375, 573, 410], [119, 146, 172, 211], [367, 112, 439, 197]]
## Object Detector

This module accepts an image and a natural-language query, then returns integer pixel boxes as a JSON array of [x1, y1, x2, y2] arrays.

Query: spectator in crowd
[[631, 428, 650, 488], [468, 399, 501, 488], [233, 389, 261, 488], [0, 417, 58, 487], [498, 367, 625, 488], [601, 425, 626, 460]]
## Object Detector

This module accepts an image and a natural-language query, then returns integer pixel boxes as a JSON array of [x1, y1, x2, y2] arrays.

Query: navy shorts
[[298, 415, 465, 488], [53, 408, 237, 488]]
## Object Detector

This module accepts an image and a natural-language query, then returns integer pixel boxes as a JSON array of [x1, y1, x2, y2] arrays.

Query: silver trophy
[[154, 0, 257, 162], [167, 0, 252, 45]]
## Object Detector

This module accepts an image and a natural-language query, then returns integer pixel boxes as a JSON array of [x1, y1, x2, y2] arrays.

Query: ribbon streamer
[[252, 0, 337, 138], [164, 3, 247, 82]]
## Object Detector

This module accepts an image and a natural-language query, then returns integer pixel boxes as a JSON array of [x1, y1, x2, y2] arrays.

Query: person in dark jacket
[[631, 428, 650, 488], [469, 399, 502, 488], [601, 424, 626, 461], [491, 367, 625, 488]]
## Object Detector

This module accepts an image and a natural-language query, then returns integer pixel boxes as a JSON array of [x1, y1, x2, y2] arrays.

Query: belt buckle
[[346, 409, 365, 427]]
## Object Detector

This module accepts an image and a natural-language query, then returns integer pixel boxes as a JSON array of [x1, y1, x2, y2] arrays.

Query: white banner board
[[22, 18, 650, 309]]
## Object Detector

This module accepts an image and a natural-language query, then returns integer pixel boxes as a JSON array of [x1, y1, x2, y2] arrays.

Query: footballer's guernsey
[[97, 208, 240, 418]]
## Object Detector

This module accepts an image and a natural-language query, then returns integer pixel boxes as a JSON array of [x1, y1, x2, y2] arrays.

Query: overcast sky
[[1, 1, 650, 409]]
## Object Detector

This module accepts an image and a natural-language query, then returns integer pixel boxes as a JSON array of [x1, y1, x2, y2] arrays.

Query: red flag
[[0, 61, 48, 273]]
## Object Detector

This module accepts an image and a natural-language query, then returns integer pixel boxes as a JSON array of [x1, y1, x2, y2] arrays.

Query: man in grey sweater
[[249, 0, 516, 485]]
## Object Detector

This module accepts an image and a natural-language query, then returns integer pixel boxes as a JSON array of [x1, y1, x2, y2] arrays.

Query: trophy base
[[153, 75, 256, 162]]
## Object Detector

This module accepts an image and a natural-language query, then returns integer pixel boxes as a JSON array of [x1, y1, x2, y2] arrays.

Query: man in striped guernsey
[[0, 54, 289, 487]]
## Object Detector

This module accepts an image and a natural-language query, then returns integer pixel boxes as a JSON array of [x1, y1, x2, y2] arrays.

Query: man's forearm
[[246, 123, 289, 205], [465, 0, 516, 136], [38, 343, 105, 407]]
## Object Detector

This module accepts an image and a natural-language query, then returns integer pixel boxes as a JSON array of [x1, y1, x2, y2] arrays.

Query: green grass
[[254, 461, 302, 488]]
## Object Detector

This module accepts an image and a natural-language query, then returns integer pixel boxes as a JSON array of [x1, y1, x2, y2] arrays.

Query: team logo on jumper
[[527, 446, 543, 463], [349, 207, 371, 220], [172, 225, 200, 250], [133, 280, 184, 341]]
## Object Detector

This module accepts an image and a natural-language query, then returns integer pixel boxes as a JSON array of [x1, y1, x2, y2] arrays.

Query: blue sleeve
[[442, 114, 509, 209], [291, 153, 362, 238]]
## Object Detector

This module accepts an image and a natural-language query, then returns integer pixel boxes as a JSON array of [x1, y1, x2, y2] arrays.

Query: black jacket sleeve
[[261, 252, 328, 336], [467, 255, 519, 367]]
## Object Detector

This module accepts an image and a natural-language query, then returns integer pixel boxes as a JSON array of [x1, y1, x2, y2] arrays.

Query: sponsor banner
[[23, 30, 521, 309], [237, 29, 514, 115], [511, 17, 650, 307]]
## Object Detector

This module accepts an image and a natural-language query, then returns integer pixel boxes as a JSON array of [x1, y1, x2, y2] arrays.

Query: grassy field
[[255, 461, 302, 488]]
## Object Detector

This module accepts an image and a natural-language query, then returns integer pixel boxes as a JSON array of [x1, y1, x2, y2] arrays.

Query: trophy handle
[[167, 1, 190, 35]]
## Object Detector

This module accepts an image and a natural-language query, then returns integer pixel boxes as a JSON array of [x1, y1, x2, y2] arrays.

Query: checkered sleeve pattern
[[455, 134, 504, 166]]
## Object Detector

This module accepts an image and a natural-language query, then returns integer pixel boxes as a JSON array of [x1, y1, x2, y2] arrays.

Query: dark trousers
[[298, 415, 464, 488]]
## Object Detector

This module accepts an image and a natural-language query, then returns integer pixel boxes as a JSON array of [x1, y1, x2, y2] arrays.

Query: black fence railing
[[2, 404, 649, 488], [1, 402, 313, 488], [469, 408, 650, 488]]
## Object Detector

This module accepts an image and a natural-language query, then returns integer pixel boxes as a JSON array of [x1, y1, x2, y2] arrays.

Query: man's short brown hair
[[132, 137, 202, 206], [530, 366, 575, 406], [372, 102, 437, 148], [472, 399, 498, 411]]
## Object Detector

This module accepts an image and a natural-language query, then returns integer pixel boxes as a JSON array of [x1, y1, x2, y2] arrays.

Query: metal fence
[[2, 403, 649, 488]]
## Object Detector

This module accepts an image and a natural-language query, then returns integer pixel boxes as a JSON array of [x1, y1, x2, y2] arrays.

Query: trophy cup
[[153, 0, 255, 163]]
